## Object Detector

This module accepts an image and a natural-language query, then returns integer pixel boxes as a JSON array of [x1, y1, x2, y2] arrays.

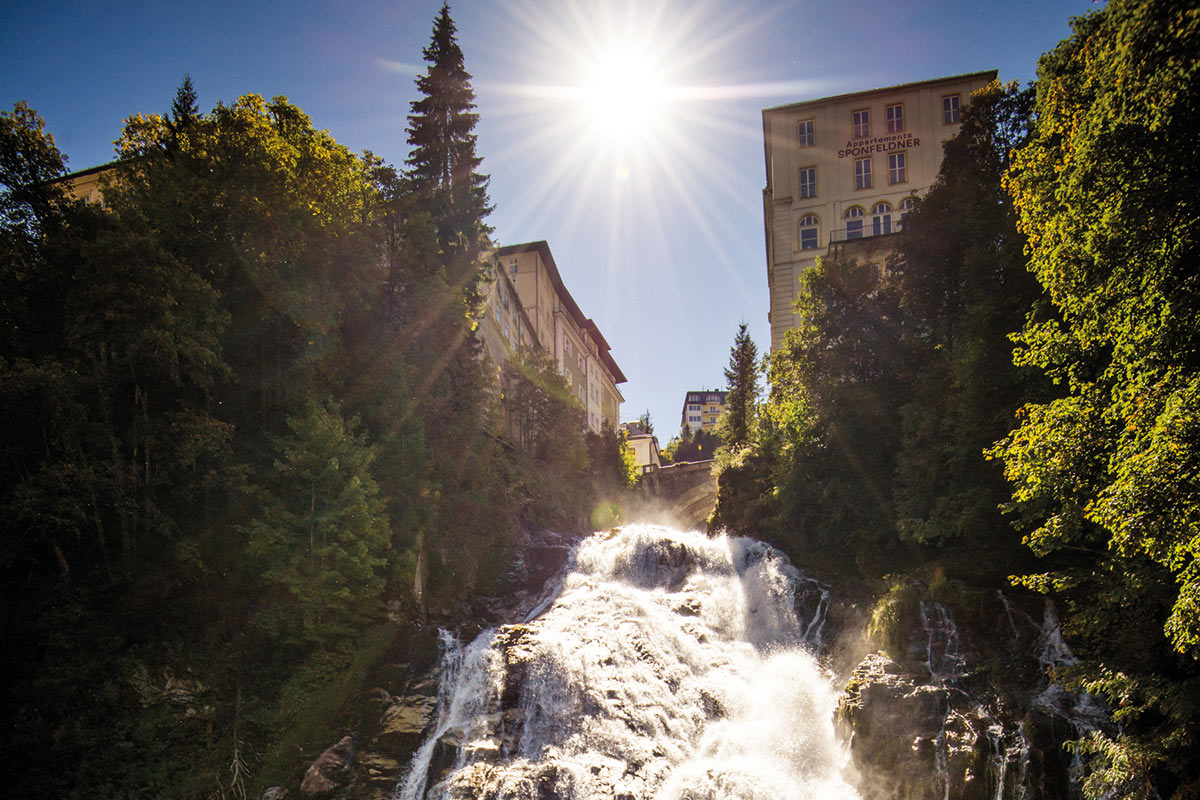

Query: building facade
[[681, 390, 727, 433], [493, 241, 626, 433], [761, 71, 996, 350]]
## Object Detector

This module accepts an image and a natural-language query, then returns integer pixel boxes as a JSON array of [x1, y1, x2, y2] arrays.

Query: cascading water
[[395, 524, 859, 800], [919, 599, 1033, 800]]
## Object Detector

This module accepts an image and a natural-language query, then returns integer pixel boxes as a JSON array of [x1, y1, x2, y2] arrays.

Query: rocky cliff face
[[835, 584, 1108, 800], [263, 527, 578, 800]]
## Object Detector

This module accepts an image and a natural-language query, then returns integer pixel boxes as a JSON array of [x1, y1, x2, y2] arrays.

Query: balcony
[[828, 222, 904, 243]]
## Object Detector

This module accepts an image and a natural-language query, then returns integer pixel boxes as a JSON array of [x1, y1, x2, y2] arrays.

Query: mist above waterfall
[[398, 524, 860, 800]]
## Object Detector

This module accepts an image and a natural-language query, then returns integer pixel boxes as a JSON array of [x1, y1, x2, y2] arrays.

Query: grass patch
[[253, 622, 396, 793]]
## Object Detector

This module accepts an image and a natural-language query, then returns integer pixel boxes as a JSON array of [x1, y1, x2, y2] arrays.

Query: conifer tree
[[720, 323, 760, 450], [169, 74, 199, 130], [405, 2, 492, 289]]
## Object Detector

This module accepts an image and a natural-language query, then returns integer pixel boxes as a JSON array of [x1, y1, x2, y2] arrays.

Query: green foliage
[[664, 424, 722, 464], [717, 322, 760, 451], [245, 399, 389, 645], [503, 346, 590, 530], [0, 7, 581, 791], [586, 421, 639, 492], [990, 1, 1200, 791], [868, 578, 922, 659], [889, 80, 1042, 562]]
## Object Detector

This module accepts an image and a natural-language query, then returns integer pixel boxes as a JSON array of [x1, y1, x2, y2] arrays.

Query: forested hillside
[[0, 8, 631, 797], [710, 1, 1200, 796]]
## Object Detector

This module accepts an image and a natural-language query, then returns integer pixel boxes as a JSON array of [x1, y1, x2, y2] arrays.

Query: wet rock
[[426, 730, 464, 790], [374, 678, 438, 753], [300, 735, 355, 797], [259, 788, 288, 800], [839, 653, 947, 798]]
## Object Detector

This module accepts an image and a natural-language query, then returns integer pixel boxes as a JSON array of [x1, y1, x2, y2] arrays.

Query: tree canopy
[[991, 0, 1200, 793]]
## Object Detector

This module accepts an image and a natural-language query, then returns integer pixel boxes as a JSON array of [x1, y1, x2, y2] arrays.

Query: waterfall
[[394, 524, 858, 800]]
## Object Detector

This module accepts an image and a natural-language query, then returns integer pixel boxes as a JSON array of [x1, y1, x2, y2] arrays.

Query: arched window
[[898, 197, 916, 230], [844, 206, 864, 240], [872, 202, 892, 236], [798, 214, 820, 250]]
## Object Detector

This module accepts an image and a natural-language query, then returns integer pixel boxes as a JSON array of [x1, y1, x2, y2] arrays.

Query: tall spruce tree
[[405, 2, 492, 291], [720, 322, 760, 450]]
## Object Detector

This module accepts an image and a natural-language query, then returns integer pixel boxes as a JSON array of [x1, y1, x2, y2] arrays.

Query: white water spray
[[395, 524, 858, 800]]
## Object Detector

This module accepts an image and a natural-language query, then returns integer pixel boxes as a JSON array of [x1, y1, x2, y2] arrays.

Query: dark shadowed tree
[[405, 2, 492, 297], [168, 74, 199, 135]]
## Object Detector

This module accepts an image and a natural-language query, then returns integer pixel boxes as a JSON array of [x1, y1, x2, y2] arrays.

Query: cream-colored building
[[761, 70, 996, 349], [63, 163, 110, 204], [494, 241, 625, 433]]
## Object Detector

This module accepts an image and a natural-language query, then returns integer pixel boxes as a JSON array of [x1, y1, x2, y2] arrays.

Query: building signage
[[838, 132, 921, 158]]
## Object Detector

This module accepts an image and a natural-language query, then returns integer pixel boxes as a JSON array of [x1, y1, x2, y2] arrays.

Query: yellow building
[[761, 70, 996, 349], [681, 390, 727, 433], [58, 162, 115, 205], [495, 241, 626, 433]]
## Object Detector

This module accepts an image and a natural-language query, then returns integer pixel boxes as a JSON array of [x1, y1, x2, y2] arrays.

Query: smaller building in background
[[626, 431, 661, 476], [681, 390, 727, 433]]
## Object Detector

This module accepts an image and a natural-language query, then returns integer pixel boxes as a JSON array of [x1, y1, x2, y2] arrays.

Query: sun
[[577, 48, 668, 142]]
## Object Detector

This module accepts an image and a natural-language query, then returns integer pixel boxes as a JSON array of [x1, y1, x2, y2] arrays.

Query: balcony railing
[[828, 222, 905, 243]]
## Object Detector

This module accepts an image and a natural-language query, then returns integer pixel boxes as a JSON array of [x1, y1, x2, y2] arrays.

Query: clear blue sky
[[1, 0, 1097, 439]]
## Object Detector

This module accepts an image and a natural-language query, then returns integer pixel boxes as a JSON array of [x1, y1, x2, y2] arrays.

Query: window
[[852, 109, 870, 138], [898, 197, 916, 229], [855, 157, 872, 189], [798, 166, 816, 199], [889, 152, 907, 184], [872, 202, 892, 236], [508, 257, 518, 274], [797, 119, 814, 147], [798, 214, 820, 250], [886, 104, 904, 133], [708, 406, 718, 412], [844, 206, 864, 240], [689, 404, 700, 411], [943, 94, 961, 124]]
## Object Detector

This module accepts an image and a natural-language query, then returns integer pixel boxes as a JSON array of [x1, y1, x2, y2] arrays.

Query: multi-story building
[[761, 70, 996, 349], [681, 390, 727, 433], [494, 241, 625, 433]]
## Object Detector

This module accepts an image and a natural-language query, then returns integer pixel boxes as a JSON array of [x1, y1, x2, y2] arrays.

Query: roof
[[681, 390, 728, 414], [497, 241, 627, 384], [60, 161, 121, 181], [762, 70, 998, 115]]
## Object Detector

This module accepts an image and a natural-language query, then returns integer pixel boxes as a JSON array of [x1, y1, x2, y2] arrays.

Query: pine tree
[[720, 323, 760, 450], [405, 2, 492, 289], [169, 74, 199, 129]]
